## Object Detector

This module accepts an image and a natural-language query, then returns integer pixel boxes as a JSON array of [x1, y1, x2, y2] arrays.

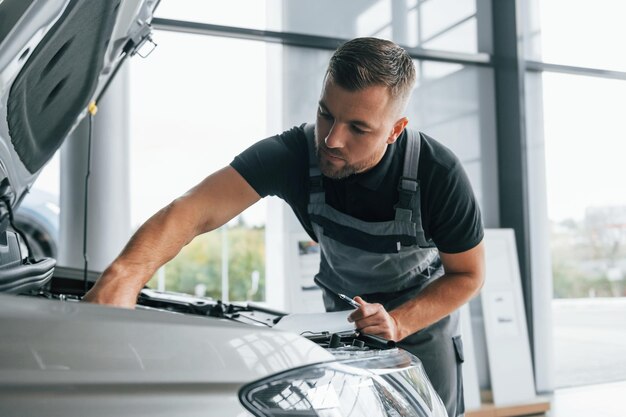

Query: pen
[[338, 293, 361, 309]]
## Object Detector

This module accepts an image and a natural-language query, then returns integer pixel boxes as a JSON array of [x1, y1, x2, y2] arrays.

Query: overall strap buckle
[[396, 176, 419, 221]]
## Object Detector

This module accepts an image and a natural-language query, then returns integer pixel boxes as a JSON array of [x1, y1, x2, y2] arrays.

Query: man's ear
[[387, 117, 409, 144]]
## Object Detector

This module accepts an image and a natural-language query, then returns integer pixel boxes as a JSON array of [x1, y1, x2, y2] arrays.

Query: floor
[[547, 380, 626, 417], [553, 298, 626, 387], [546, 299, 626, 416]]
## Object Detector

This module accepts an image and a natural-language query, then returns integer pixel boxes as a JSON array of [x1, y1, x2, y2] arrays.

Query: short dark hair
[[326, 37, 416, 105]]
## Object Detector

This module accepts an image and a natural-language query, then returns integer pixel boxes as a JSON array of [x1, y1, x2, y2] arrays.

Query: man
[[85, 37, 484, 417]]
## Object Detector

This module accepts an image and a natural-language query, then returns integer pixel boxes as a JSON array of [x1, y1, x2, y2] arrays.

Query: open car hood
[[0, 0, 159, 288], [0, 0, 158, 215]]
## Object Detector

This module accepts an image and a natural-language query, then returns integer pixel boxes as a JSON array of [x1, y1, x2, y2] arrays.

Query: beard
[[314, 134, 384, 180], [316, 147, 354, 179]]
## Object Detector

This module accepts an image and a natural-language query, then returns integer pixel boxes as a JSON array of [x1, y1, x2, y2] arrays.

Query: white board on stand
[[286, 232, 325, 313], [482, 229, 536, 405]]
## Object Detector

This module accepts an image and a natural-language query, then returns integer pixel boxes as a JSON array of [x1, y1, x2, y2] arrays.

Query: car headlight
[[239, 348, 447, 417]]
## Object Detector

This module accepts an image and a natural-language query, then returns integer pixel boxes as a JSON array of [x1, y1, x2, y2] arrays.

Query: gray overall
[[305, 124, 465, 417]]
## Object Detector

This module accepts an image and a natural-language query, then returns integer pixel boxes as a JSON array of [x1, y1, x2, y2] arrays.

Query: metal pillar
[[58, 66, 131, 272], [491, 0, 534, 356]]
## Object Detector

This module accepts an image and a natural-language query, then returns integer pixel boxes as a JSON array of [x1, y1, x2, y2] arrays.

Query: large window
[[542, 73, 626, 387], [527, 0, 626, 72], [129, 32, 271, 301], [543, 74, 626, 299], [526, 0, 626, 389], [156, 0, 482, 53]]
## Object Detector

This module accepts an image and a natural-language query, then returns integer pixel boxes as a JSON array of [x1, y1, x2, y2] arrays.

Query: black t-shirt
[[231, 124, 483, 254]]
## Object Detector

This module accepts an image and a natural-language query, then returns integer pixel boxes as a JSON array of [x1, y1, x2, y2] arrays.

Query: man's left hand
[[348, 296, 402, 341]]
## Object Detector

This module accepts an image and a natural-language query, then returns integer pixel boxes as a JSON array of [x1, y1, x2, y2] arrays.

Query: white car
[[0, 1, 448, 416]]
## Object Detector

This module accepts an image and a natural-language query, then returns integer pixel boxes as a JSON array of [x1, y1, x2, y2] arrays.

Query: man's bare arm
[[83, 166, 261, 308], [349, 240, 485, 341]]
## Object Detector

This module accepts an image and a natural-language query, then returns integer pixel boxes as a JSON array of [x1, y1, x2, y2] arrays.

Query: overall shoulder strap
[[395, 130, 434, 247], [304, 123, 324, 195], [395, 129, 421, 220]]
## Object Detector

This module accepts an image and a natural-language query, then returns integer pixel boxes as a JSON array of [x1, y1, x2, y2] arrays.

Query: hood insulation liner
[[7, 0, 120, 174]]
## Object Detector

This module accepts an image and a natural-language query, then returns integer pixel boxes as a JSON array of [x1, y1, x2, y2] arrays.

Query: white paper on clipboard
[[274, 311, 356, 334]]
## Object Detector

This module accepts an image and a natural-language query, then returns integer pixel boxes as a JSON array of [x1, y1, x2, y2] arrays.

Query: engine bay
[[24, 266, 397, 356]]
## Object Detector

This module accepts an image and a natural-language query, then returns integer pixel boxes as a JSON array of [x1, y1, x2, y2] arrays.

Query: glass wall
[[155, 0, 270, 31], [543, 73, 626, 299], [526, 0, 626, 72], [129, 31, 272, 301], [525, 0, 626, 389], [541, 72, 626, 388], [156, 0, 482, 53]]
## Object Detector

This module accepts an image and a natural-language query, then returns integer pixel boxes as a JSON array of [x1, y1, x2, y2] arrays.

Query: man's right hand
[[83, 284, 138, 308], [82, 265, 145, 308]]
